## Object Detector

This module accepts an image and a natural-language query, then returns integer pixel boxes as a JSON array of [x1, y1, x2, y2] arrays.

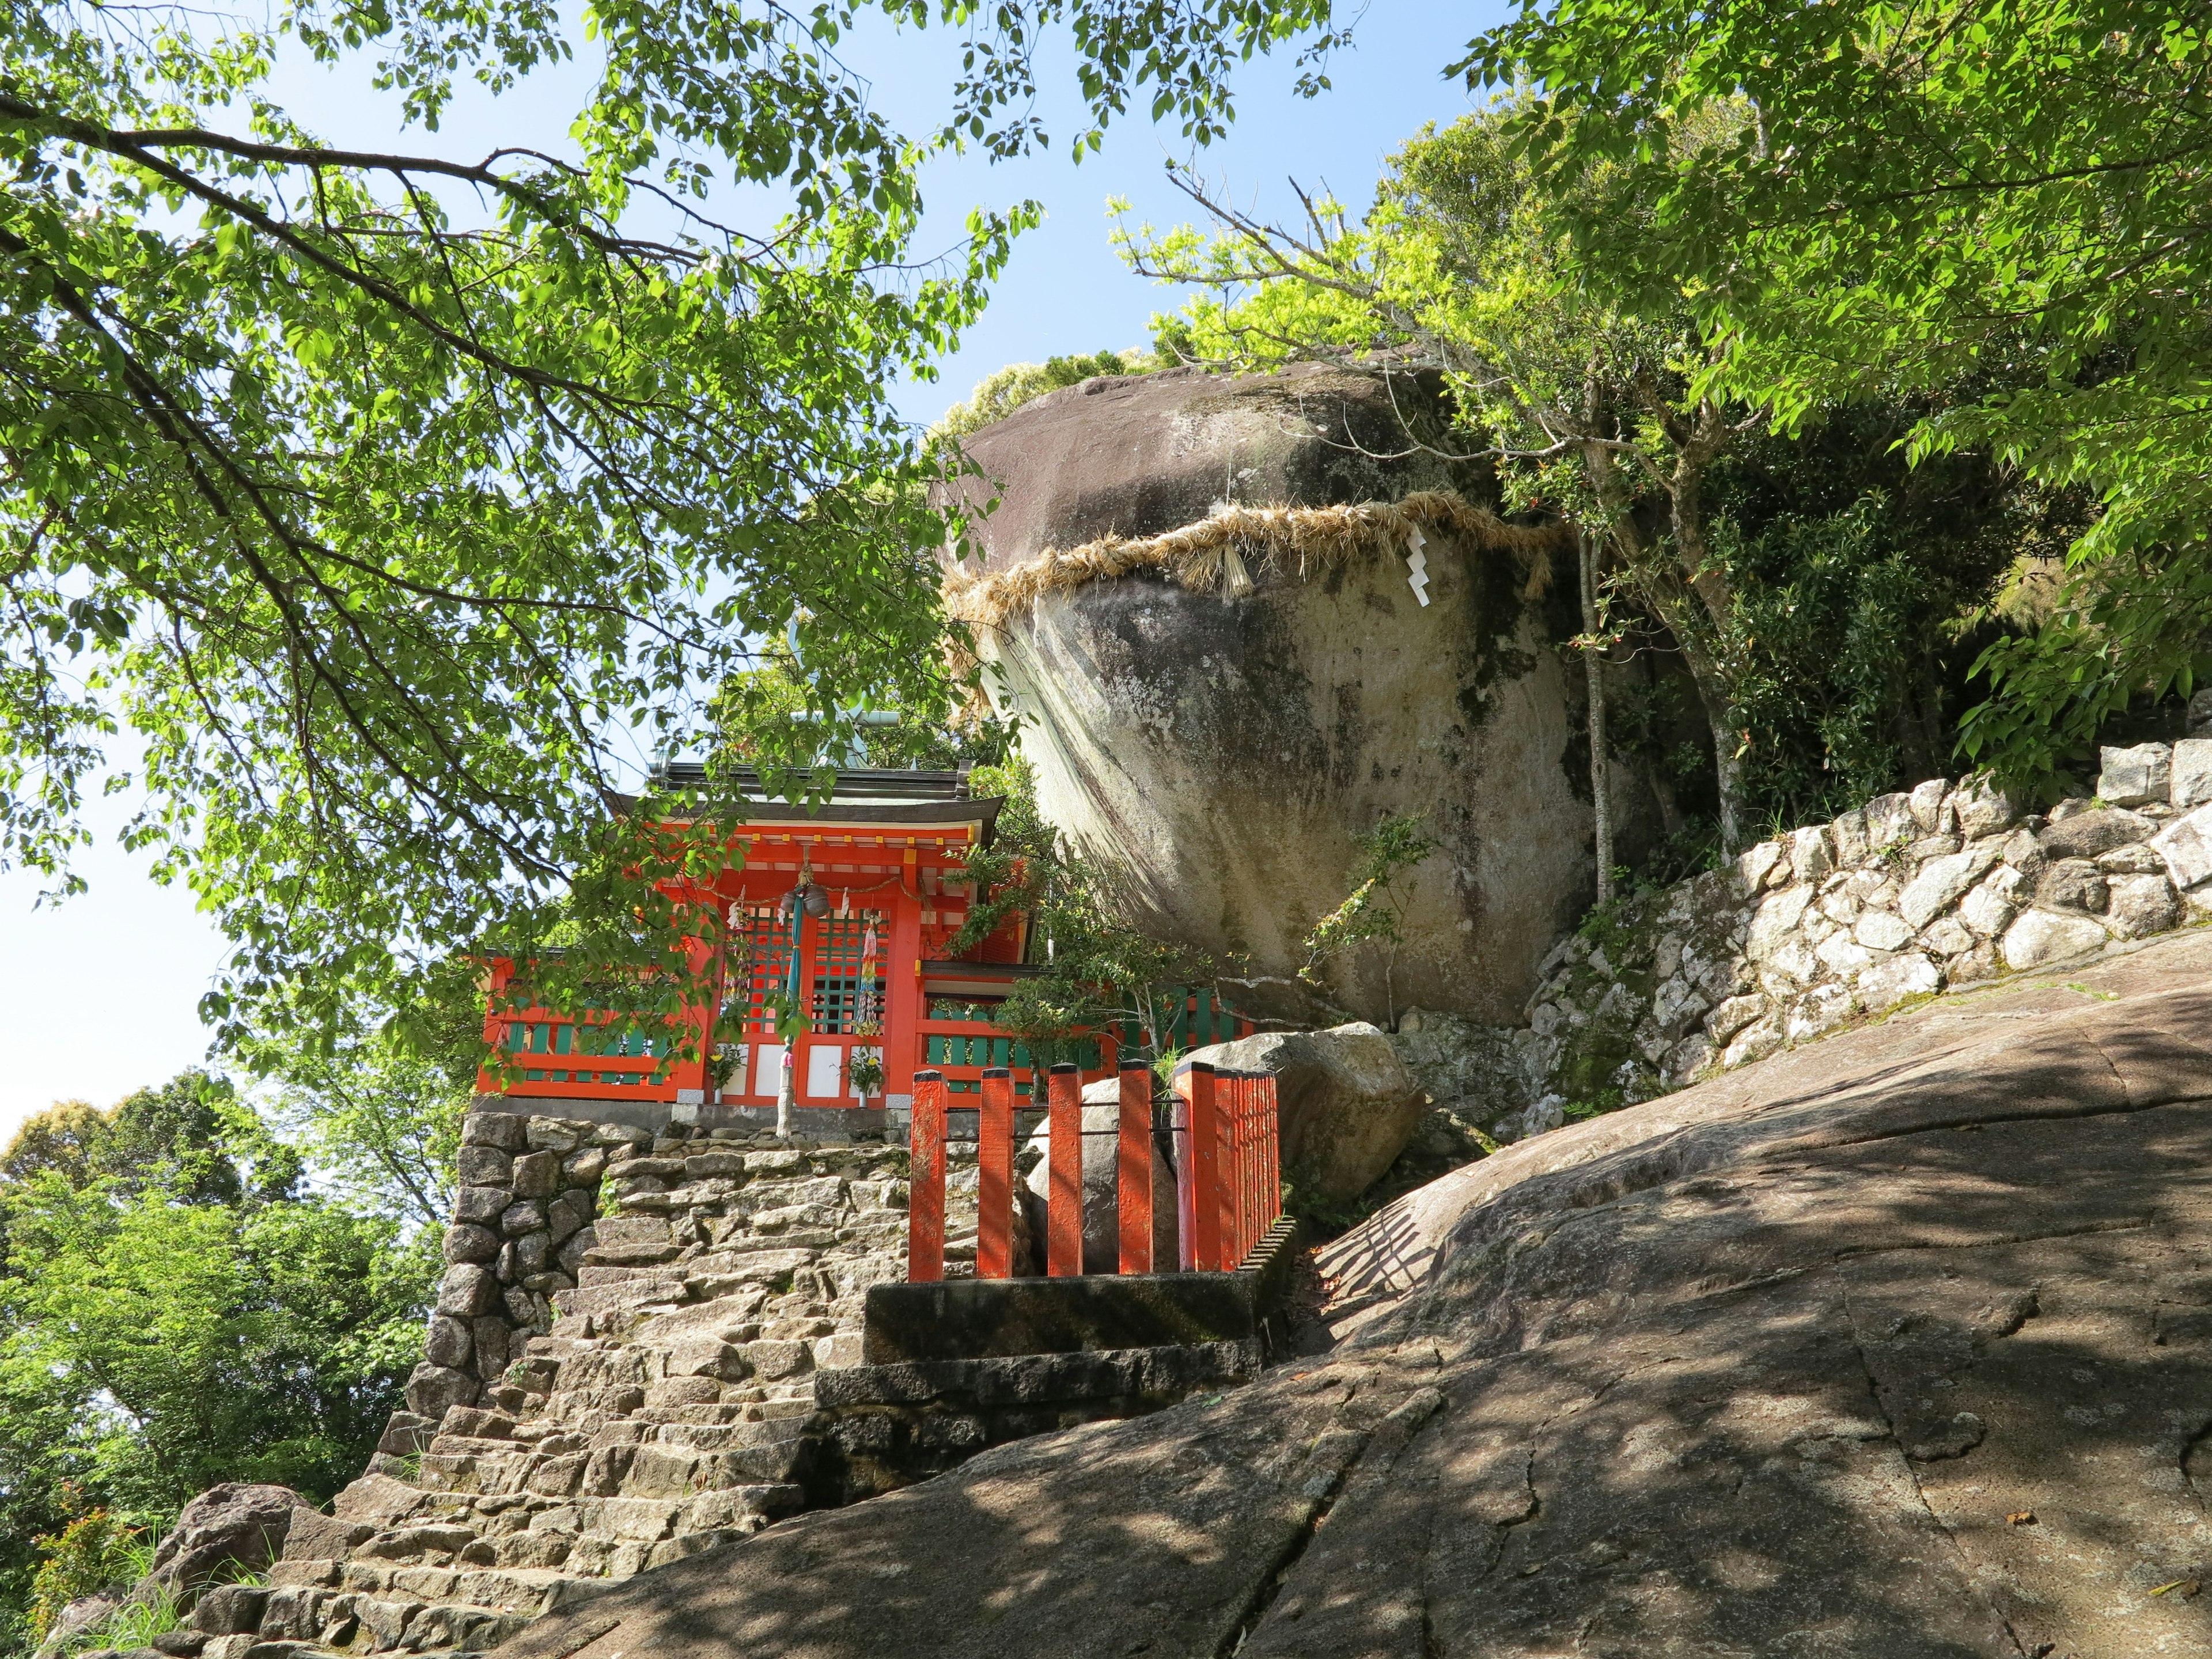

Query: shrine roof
[[617, 762, 1003, 844]]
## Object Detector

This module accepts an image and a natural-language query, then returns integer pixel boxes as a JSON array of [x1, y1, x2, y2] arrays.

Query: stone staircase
[[203, 1117, 974, 1659]]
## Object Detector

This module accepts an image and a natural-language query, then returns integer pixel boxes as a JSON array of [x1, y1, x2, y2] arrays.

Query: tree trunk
[[1579, 527, 1615, 905]]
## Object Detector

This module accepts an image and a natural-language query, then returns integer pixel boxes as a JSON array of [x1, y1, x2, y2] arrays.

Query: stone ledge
[[858, 1217, 1303, 1363]]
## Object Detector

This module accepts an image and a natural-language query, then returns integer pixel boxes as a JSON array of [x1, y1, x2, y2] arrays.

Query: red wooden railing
[[906, 1059, 1281, 1282]]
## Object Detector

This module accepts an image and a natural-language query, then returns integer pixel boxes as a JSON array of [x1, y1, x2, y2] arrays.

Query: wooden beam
[[978, 1067, 1014, 1279], [1047, 1063, 1084, 1278], [1117, 1057, 1153, 1275]]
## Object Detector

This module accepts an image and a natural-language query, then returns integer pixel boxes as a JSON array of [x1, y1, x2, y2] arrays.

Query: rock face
[[1183, 1024, 1426, 1210], [946, 363, 1630, 1028], [494, 930, 2212, 1659]]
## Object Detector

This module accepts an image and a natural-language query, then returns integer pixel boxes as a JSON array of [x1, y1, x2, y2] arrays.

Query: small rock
[[1788, 825, 1834, 885], [524, 1118, 586, 1153], [455, 1145, 515, 1187], [2001, 908, 2109, 971], [423, 1314, 472, 1369], [1814, 933, 1873, 977], [2150, 802, 2212, 891], [404, 1361, 479, 1419], [1919, 915, 1976, 956], [1858, 951, 1942, 1011], [1734, 839, 1786, 895], [1853, 910, 1915, 952], [1722, 1013, 1787, 1069], [453, 1185, 510, 1225], [1950, 776, 2021, 839], [1999, 827, 2047, 876], [1705, 994, 1771, 1043], [1899, 846, 2000, 928], [2037, 858, 2109, 914], [1863, 791, 1917, 849], [1746, 887, 1817, 961], [191, 1587, 267, 1638], [1958, 872, 2020, 939], [2040, 807, 2156, 862], [1830, 807, 1870, 866], [2096, 842, 2166, 875], [2169, 738, 2212, 810], [2104, 874, 2181, 938], [1516, 1096, 1567, 1138], [442, 1223, 502, 1265], [2097, 741, 2171, 806], [461, 1112, 528, 1152], [1786, 984, 1857, 1043], [435, 1263, 502, 1317], [1908, 778, 1952, 832], [510, 1150, 562, 1198], [1664, 1033, 1712, 1078]]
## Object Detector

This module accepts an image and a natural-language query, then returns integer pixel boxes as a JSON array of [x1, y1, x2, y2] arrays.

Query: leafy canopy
[[1459, 0, 2212, 785], [0, 1080, 430, 1650], [2, 0, 1343, 1050]]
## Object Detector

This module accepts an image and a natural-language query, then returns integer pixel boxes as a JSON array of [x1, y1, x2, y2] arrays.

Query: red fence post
[[1116, 1057, 1153, 1275], [1235, 1070, 1255, 1264], [978, 1066, 1014, 1279], [907, 1069, 947, 1283], [1188, 1060, 1222, 1272], [1238, 1070, 1256, 1265], [1264, 1073, 1282, 1237], [1047, 1062, 1084, 1277]]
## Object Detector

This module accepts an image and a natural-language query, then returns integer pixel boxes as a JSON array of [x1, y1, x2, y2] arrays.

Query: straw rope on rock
[[941, 489, 1568, 629]]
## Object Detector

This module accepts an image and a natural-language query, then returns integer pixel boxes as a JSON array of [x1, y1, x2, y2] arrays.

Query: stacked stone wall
[[209, 1115, 921, 1659], [1393, 743, 2212, 1141], [400, 1115, 611, 1428]]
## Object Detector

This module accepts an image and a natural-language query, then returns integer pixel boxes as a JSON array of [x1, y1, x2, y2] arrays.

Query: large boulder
[[1018, 1081, 1180, 1275], [490, 927, 2212, 1659], [943, 363, 1647, 1027], [1185, 1022, 1426, 1210], [145, 1484, 315, 1604]]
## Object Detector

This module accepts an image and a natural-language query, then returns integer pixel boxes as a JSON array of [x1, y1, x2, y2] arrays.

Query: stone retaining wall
[[1392, 742, 2212, 1142]]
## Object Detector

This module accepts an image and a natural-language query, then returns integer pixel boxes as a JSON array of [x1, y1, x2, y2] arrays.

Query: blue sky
[[0, 1, 1506, 1137]]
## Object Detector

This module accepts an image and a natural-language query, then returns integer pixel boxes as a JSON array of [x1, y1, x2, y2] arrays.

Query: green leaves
[[1461, 0, 2212, 779], [2, 0, 1339, 1047]]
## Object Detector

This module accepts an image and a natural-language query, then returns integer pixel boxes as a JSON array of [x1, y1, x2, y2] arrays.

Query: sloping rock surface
[[496, 929, 2212, 1659]]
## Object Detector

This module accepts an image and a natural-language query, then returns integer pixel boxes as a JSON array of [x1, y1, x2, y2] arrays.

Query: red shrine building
[[476, 766, 1244, 1130]]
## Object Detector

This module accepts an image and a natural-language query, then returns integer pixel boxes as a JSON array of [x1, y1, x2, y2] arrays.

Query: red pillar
[[978, 1066, 1014, 1279], [886, 844, 925, 1104], [1187, 1060, 1222, 1272], [1047, 1062, 1083, 1278], [1116, 1057, 1153, 1275], [907, 1069, 946, 1282]]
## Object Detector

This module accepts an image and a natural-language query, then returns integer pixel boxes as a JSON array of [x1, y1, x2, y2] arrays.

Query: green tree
[[1460, 0, 2212, 787], [1300, 813, 1435, 1029], [0, 1084, 430, 1646], [2, 0, 1342, 1053], [930, 349, 1158, 444]]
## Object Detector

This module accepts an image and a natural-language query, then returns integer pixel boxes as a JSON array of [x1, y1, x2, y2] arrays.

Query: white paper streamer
[[1406, 525, 1431, 607]]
